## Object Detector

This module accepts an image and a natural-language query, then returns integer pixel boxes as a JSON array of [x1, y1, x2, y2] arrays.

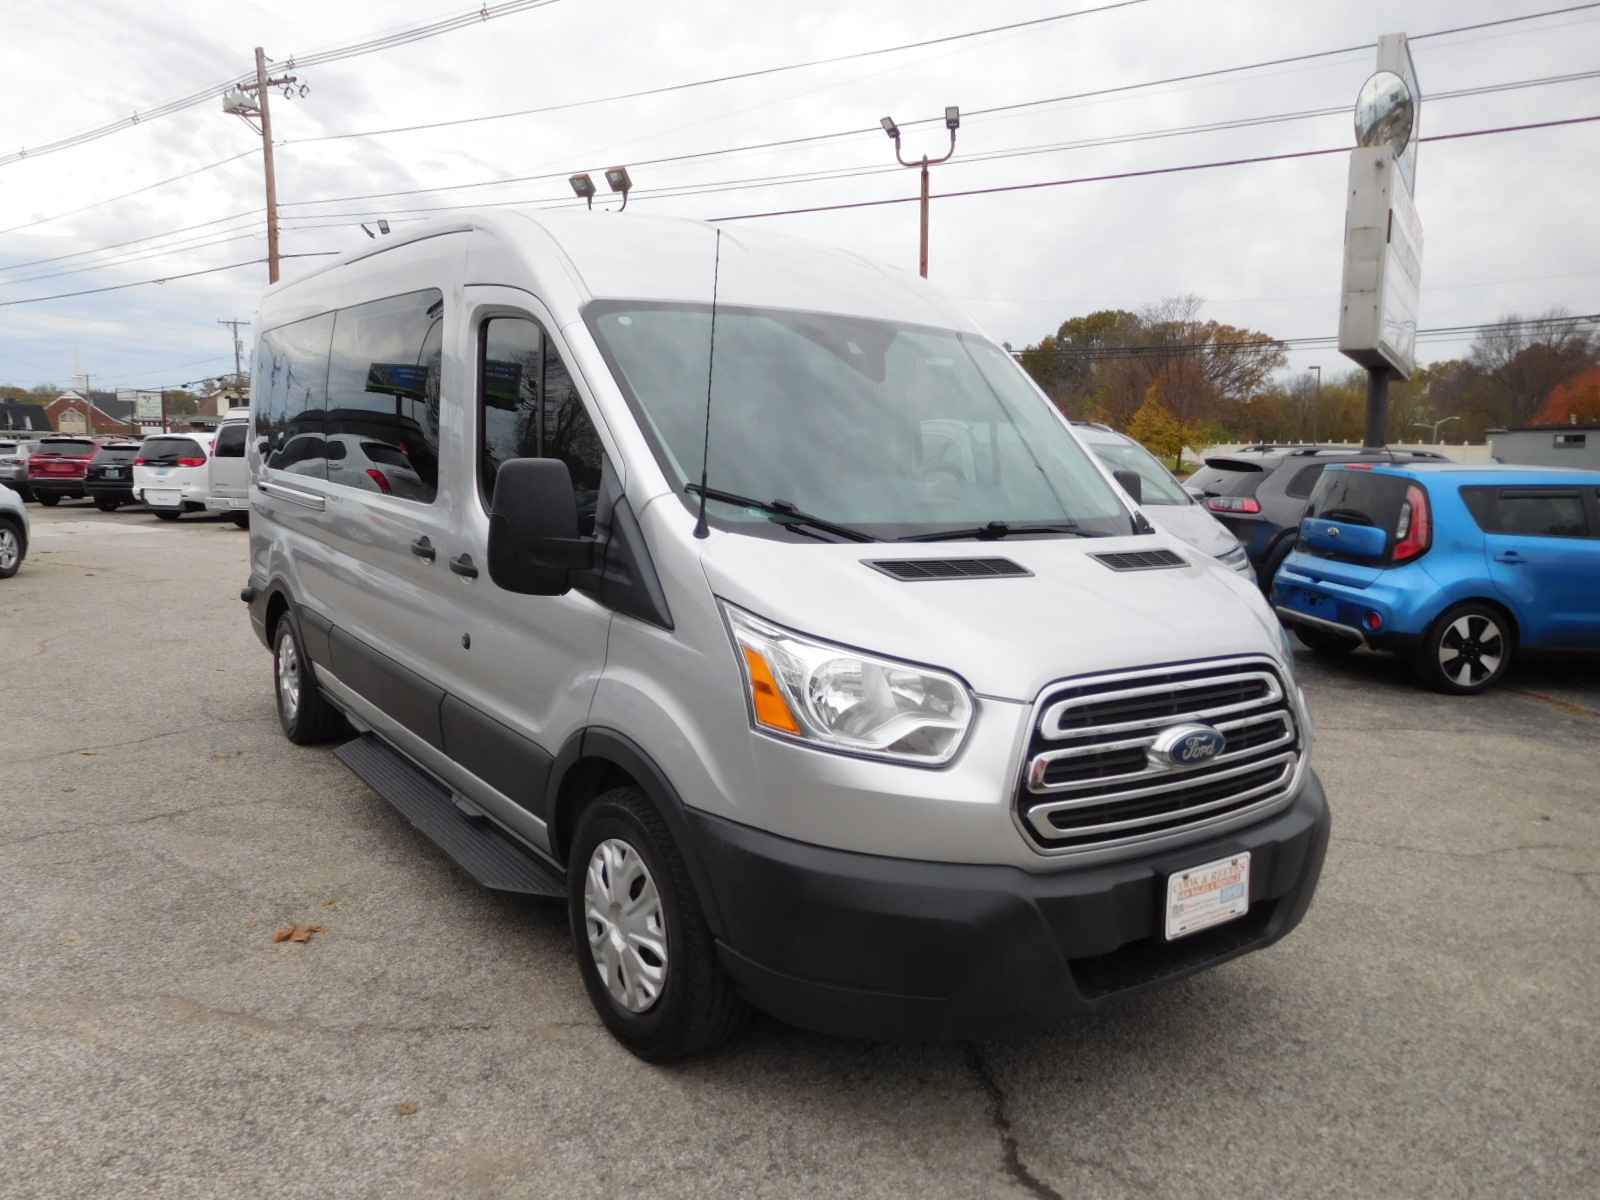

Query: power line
[[291, 1, 1152, 146], [0, 253, 335, 309], [0, 0, 568, 170], [0, 151, 259, 239]]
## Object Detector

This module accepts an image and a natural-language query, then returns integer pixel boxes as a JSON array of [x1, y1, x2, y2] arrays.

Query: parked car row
[[0, 413, 250, 527]]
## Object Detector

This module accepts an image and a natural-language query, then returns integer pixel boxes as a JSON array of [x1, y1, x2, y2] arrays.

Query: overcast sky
[[1, 0, 1597, 396]]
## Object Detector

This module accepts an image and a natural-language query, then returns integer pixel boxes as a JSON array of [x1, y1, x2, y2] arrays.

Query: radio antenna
[[692, 227, 723, 539]]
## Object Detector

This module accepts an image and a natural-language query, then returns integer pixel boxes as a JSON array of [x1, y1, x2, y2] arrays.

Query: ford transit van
[[242, 213, 1329, 1061]]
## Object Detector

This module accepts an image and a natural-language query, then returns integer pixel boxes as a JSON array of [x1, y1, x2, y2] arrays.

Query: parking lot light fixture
[[569, 173, 596, 208], [882, 105, 960, 278], [605, 167, 633, 211]]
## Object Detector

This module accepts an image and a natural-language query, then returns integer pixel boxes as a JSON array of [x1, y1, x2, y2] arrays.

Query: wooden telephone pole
[[224, 50, 303, 285]]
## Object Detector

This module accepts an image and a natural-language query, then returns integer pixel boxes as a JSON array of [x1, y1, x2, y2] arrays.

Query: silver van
[[243, 213, 1329, 1061], [206, 410, 252, 527]]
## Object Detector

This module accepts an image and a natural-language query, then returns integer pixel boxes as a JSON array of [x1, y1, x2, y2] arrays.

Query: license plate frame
[[1165, 852, 1250, 941]]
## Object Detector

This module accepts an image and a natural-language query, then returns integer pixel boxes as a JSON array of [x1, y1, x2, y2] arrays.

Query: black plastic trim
[[329, 626, 445, 750], [298, 605, 334, 667], [440, 695, 553, 816]]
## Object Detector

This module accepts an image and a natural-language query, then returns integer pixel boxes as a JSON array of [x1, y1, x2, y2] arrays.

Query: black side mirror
[[487, 458, 596, 595], [1112, 468, 1143, 505]]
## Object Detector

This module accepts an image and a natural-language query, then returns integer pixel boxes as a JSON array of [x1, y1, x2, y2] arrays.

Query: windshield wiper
[[897, 520, 1095, 542], [684, 484, 879, 543]]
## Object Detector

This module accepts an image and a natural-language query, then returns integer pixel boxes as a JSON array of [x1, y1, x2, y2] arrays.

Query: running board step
[[335, 734, 565, 898]]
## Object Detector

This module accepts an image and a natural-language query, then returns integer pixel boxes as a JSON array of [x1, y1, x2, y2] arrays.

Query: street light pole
[[881, 108, 960, 278], [1308, 365, 1321, 444], [1413, 415, 1459, 443]]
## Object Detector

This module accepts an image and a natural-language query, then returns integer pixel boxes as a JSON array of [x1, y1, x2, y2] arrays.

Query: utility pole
[[1308, 365, 1321, 444], [223, 50, 305, 285], [218, 318, 250, 381], [880, 108, 961, 278]]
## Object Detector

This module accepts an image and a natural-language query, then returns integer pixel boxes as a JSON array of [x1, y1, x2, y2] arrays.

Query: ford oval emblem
[[1151, 723, 1227, 768]]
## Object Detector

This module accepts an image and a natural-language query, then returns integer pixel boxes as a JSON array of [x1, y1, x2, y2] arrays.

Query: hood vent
[[1092, 549, 1187, 572], [866, 557, 1032, 581]]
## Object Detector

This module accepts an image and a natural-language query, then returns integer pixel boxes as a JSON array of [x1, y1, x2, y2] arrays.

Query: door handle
[[410, 536, 436, 562], [449, 553, 479, 579], [1493, 551, 1525, 564]]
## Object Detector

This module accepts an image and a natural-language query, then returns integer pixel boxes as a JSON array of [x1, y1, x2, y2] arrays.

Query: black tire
[[1258, 534, 1296, 595], [0, 518, 24, 579], [231, 511, 250, 529], [153, 508, 181, 521], [1296, 626, 1360, 657], [36, 494, 60, 507], [94, 497, 120, 512], [1415, 602, 1514, 695], [272, 610, 348, 744], [568, 786, 749, 1062]]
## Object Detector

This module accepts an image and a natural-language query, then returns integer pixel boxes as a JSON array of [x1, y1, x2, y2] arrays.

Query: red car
[[27, 435, 108, 505]]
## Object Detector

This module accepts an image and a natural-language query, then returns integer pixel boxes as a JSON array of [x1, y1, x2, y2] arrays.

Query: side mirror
[[1112, 468, 1143, 505], [487, 458, 595, 595]]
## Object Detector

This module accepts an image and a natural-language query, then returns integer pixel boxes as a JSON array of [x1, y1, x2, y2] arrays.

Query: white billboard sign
[[1338, 33, 1423, 379], [119, 388, 164, 423]]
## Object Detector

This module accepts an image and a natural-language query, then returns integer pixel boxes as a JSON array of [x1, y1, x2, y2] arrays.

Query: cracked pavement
[[2, 502, 1597, 1199]]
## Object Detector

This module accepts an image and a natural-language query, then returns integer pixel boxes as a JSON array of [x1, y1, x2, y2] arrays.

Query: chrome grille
[[1017, 657, 1302, 854]]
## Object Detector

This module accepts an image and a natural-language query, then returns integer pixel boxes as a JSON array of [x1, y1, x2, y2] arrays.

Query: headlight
[[1216, 543, 1253, 576], [722, 603, 974, 766]]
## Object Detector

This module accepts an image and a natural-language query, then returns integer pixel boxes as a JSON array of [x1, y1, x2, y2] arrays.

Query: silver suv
[[243, 212, 1329, 1060]]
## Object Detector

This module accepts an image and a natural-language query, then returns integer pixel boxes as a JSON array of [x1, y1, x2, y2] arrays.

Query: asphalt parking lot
[[3, 502, 1597, 1200]]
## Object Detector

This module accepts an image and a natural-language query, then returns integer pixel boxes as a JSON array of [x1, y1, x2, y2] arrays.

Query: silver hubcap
[[583, 838, 668, 1013], [1439, 614, 1503, 686], [0, 529, 17, 571], [277, 631, 302, 721]]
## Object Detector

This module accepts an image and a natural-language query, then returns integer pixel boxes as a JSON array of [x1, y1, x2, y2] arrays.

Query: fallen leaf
[[79, 750, 97, 756], [212, 754, 228, 761], [395, 1103, 418, 1116], [319, 897, 340, 907], [272, 924, 326, 943], [247, 922, 257, 929], [62, 788, 75, 793], [53, 937, 75, 946]]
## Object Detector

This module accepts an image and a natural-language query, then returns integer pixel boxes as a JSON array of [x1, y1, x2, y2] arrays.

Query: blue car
[[1271, 463, 1600, 693]]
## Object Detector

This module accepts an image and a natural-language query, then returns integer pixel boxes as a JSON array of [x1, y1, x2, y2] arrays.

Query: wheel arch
[[546, 727, 728, 939]]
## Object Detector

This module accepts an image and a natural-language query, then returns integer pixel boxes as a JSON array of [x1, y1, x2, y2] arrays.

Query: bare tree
[[1469, 309, 1597, 428]]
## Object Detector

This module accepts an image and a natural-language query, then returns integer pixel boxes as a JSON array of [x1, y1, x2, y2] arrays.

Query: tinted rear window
[[92, 447, 140, 463], [1461, 487, 1590, 538], [140, 438, 206, 463], [1285, 463, 1328, 499], [1305, 469, 1412, 529], [34, 440, 95, 456], [1188, 461, 1266, 497], [213, 423, 248, 457]]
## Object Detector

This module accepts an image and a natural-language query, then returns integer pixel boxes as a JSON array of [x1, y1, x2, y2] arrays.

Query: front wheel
[[1416, 603, 1514, 695], [0, 520, 23, 578], [230, 511, 250, 529], [569, 787, 748, 1062], [272, 611, 347, 744]]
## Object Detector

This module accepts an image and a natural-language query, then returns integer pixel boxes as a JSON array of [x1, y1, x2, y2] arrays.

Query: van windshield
[[586, 302, 1130, 540]]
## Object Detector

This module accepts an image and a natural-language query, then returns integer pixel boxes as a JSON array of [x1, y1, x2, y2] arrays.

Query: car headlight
[[722, 603, 974, 766], [1216, 543, 1253, 575]]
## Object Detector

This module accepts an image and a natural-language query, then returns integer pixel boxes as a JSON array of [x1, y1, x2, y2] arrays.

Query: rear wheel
[[1297, 626, 1360, 657], [94, 497, 119, 512], [1416, 603, 1513, 695], [272, 610, 347, 744], [569, 787, 748, 1062], [36, 494, 60, 507], [230, 511, 250, 529], [0, 520, 23, 578], [153, 509, 181, 521]]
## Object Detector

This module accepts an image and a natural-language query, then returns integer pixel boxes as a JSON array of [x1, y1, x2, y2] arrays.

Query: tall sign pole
[[1337, 35, 1423, 449]]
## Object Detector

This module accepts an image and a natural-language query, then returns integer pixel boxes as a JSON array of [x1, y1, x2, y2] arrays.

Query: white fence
[[1191, 441, 1493, 464]]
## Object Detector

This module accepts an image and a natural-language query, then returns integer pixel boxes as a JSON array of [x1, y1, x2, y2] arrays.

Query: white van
[[134, 432, 216, 520], [206, 411, 252, 527], [243, 213, 1328, 1061]]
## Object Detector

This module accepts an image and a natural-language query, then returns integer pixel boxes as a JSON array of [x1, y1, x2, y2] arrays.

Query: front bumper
[[689, 772, 1330, 1040]]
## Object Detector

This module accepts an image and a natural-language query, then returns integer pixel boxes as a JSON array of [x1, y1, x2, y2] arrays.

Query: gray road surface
[[2, 502, 1596, 1199]]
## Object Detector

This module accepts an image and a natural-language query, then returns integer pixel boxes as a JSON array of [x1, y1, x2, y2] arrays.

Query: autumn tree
[[1531, 366, 1600, 425]]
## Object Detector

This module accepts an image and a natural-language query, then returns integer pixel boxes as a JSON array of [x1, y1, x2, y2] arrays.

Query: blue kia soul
[[1271, 463, 1600, 694]]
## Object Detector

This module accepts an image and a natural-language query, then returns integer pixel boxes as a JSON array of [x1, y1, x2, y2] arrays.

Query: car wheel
[[231, 511, 250, 529], [1297, 627, 1360, 656], [153, 509, 181, 521], [0, 519, 23, 578], [1416, 603, 1513, 695], [272, 611, 347, 744], [94, 498, 119, 512], [569, 786, 749, 1063], [1258, 534, 1296, 595], [36, 494, 60, 507]]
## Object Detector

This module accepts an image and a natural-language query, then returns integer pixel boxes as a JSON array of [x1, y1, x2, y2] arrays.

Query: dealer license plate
[[147, 490, 182, 508], [1165, 853, 1250, 941]]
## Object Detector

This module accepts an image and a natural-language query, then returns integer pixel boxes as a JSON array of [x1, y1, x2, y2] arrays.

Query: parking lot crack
[[962, 1043, 1065, 1200]]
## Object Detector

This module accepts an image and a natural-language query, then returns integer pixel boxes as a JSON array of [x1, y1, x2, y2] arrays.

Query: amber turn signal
[[741, 646, 800, 734]]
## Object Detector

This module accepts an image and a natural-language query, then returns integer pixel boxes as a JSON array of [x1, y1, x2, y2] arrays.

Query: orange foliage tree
[[1530, 367, 1600, 425]]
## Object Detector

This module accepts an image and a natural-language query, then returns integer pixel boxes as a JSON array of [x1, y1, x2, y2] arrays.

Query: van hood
[[698, 532, 1286, 702]]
